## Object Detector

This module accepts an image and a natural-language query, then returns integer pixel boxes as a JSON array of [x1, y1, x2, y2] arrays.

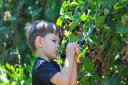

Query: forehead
[[45, 33, 60, 40]]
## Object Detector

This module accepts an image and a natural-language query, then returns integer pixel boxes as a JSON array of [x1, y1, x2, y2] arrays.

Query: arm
[[50, 57, 74, 85], [50, 42, 77, 85], [69, 45, 79, 85], [69, 59, 77, 85]]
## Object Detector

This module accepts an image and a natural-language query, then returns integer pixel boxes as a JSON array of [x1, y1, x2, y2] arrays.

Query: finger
[[75, 47, 80, 55], [67, 42, 71, 47]]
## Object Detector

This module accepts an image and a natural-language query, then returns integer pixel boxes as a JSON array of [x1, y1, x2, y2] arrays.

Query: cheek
[[45, 42, 54, 50]]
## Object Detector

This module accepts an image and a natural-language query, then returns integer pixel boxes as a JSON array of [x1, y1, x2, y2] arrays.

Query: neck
[[35, 51, 50, 62]]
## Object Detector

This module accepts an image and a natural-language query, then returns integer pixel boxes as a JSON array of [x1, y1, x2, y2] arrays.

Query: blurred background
[[0, 0, 128, 85]]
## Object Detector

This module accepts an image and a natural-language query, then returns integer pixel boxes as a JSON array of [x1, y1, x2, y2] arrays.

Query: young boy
[[25, 20, 79, 85]]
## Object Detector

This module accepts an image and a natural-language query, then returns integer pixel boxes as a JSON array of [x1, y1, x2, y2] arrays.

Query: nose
[[56, 43, 59, 49]]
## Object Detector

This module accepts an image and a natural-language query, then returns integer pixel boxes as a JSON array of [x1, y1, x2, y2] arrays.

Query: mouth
[[55, 50, 58, 54]]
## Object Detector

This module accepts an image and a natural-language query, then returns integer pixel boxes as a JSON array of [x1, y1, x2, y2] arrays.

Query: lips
[[55, 50, 58, 54]]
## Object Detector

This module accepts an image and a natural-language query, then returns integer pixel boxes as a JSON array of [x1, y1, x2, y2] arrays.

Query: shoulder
[[32, 57, 61, 84], [32, 57, 49, 71], [32, 57, 60, 73]]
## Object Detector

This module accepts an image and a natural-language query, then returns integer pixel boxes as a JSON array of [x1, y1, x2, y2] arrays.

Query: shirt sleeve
[[33, 61, 60, 84]]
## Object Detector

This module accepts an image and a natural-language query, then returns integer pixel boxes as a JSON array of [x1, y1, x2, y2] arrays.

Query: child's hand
[[66, 42, 79, 59], [74, 44, 80, 60]]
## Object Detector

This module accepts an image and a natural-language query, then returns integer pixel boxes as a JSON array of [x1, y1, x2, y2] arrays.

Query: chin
[[50, 55, 57, 60], [53, 56, 57, 59]]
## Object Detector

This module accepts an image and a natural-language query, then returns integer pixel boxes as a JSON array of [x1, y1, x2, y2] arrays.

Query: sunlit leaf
[[69, 21, 79, 31], [56, 17, 64, 26], [69, 2, 79, 7], [80, 14, 91, 21]]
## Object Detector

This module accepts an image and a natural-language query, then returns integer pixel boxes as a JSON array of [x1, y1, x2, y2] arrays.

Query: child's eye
[[52, 40, 56, 43]]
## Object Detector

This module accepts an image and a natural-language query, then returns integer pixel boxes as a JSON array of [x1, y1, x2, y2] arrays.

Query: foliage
[[0, 63, 32, 85], [57, 0, 128, 85], [0, 0, 128, 85], [0, 54, 35, 85]]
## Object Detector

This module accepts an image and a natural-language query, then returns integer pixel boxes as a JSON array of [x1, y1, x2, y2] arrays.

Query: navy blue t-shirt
[[32, 57, 61, 85]]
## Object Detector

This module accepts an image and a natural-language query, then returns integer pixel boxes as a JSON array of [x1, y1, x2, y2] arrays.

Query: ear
[[35, 36, 43, 49]]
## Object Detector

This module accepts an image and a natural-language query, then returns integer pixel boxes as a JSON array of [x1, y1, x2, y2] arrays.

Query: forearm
[[70, 44, 79, 85], [50, 42, 79, 85], [60, 57, 74, 84], [69, 59, 77, 85]]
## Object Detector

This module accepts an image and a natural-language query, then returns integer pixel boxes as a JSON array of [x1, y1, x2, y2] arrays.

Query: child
[[25, 20, 79, 85]]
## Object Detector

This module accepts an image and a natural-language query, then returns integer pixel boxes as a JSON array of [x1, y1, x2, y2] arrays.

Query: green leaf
[[103, 26, 111, 32], [56, 17, 64, 26], [115, 53, 120, 61], [0, 0, 3, 8], [83, 57, 94, 72], [81, 15, 87, 21], [121, 14, 128, 25], [69, 21, 79, 31], [103, 74, 121, 85], [104, 8, 109, 15], [116, 23, 128, 33], [69, 2, 79, 7], [44, 1, 60, 21], [109, 74, 121, 85], [30, 8, 42, 18], [103, 78, 110, 85], [73, 13, 80, 21], [95, 16, 105, 27], [104, 0, 119, 8], [61, 12, 72, 19], [91, 35, 99, 44], [69, 34, 77, 42], [45, 8, 56, 21], [88, 0, 95, 5], [77, 0, 84, 4], [80, 14, 90, 21], [60, 1, 70, 15]]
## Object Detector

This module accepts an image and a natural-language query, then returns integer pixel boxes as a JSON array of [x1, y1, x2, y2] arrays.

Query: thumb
[[75, 46, 80, 57]]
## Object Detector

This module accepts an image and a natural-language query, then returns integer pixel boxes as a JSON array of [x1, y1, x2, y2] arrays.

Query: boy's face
[[40, 33, 60, 60]]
